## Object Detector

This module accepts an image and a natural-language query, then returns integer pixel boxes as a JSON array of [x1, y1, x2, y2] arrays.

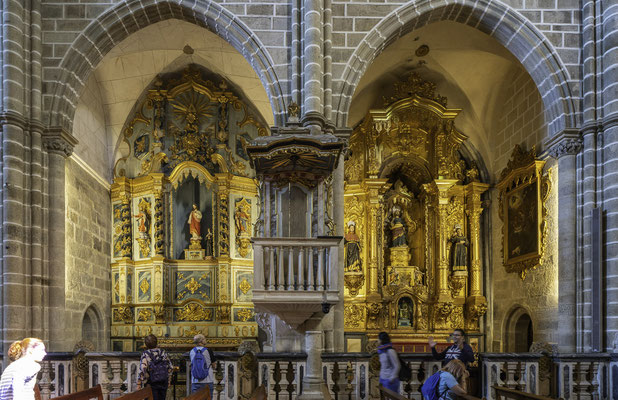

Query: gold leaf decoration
[[140, 278, 150, 294], [239, 278, 251, 295], [175, 303, 212, 321], [185, 277, 201, 294]]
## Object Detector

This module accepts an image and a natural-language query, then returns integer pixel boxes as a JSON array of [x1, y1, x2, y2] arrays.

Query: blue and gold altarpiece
[[110, 66, 264, 350]]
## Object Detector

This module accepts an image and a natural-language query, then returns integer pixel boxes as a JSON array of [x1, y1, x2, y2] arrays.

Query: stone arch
[[82, 304, 104, 350], [503, 305, 534, 352], [335, 0, 577, 137], [48, 0, 285, 132]]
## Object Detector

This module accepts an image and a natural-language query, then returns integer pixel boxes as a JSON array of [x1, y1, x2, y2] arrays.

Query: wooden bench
[[53, 385, 104, 400], [493, 386, 558, 400], [116, 386, 154, 400], [183, 385, 212, 400]]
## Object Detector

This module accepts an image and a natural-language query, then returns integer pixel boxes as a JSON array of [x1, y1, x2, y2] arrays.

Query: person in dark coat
[[428, 328, 475, 367]]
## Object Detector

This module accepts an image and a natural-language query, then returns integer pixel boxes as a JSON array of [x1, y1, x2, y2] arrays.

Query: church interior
[[0, 0, 616, 398]]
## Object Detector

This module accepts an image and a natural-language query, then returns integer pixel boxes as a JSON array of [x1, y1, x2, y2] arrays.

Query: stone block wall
[[488, 159, 559, 351], [64, 158, 112, 350], [40, 0, 581, 130], [490, 68, 546, 177]]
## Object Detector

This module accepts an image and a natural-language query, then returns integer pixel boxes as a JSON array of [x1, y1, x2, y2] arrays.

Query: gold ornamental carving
[[137, 308, 153, 322], [113, 307, 133, 324], [497, 145, 550, 279], [140, 278, 150, 294], [175, 303, 212, 321], [237, 308, 254, 322], [344, 304, 364, 329], [185, 277, 201, 294], [366, 303, 382, 330], [239, 278, 252, 295], [344, 273, 364, 297], [235, 197, 252, 257]]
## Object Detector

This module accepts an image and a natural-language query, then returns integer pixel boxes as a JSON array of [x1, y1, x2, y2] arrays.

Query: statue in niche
[[235, 203, 250, 235], [205, 229, 214, 259], [449, 225, 469, 270], [134, 209, 150, 238], [188, 203, 203, 249], [344, 221, 362, 272], [389, 206, 407, 247], [397, 297, 413, 327]]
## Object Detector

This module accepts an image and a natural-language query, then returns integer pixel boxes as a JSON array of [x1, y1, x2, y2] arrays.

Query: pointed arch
[[47, 0, 284, 131], [335, 0, 577, 138]]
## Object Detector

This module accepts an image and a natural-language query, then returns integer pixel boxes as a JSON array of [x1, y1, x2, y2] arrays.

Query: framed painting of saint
[[497, 145, 550, 279]]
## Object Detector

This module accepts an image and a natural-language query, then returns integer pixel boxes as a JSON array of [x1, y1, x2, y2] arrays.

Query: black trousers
[[148, 382, 168, 400]]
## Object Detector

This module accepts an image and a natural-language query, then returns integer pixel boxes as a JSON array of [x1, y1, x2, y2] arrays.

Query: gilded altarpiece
[[110, 66, 264, 350], [343, 74, 489, 348]]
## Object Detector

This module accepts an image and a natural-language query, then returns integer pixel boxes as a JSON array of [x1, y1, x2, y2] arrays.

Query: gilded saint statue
[[449, 225, 469, 270], [389, 206, 407, 247], [344, 221, 362, 272], [397, 297, 412, 327], [205, 228, 214, 259], [188, 203, 203, 246], [235, 204, 250, 235]]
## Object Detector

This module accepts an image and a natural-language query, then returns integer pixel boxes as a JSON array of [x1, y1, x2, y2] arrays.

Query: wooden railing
[[492, 386, 556, 400]]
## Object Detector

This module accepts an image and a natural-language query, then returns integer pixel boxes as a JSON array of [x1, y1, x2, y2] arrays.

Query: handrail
[[492, 386, 557, 400]]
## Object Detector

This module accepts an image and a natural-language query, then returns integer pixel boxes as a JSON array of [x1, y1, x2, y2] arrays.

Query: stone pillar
[[301, 0, 324, 133], [299, 330, 325, 400], [43, 128, 77, 351], [546, 132, 582, 352], [602, 0, 618, 350]]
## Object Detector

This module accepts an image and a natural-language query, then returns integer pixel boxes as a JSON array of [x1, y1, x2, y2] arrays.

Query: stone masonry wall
[[490, 68, 546, 177], [40, 0, 580, 129], [65, 158, 111, 350], [488, 159, 559, 351]]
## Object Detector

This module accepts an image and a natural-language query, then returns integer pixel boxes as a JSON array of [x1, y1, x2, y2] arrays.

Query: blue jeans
[[380, 377, 400, 394], [191, 382, 214, 397]]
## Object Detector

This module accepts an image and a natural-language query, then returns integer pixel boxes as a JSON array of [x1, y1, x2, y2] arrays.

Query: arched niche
[[169, 162, 217, 259], [504, 306, 534, 352], [82, 305, 103, 349]]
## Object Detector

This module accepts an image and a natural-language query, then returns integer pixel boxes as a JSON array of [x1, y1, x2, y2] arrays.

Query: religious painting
[[497, 145, 549, 279]]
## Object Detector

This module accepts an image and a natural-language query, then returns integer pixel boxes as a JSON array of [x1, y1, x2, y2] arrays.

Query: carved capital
[[43, 127, 78, 157], [548, 137, 583, 158]]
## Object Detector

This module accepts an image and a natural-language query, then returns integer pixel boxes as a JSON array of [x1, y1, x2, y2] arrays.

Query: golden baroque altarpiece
[[110, 66, 265, 350], [343, 74, 490, 346]]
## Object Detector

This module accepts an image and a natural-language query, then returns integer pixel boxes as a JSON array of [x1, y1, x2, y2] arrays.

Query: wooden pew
[[492, 386, 558, 400], [116, 386, 154, 400], [53, 385, 104, 400], [183, 385, 212, 400]]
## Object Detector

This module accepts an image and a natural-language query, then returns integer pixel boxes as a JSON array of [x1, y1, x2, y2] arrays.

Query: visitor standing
[[377, 331, 401, 394], [0, 338, 47, 400], [429, 328, 474, 366], [190, 334, 217, 396], [136, 334, 173, 400]]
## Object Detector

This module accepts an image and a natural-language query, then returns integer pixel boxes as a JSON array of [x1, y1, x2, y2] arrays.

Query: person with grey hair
[[190, 334, 217, 396]]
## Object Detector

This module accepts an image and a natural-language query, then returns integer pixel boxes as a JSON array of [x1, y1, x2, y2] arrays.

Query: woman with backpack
[[421, 359, 470, 400], [137, 334, 173, 400], [377, 332, 401, 394], [190, 334, 218, 396]]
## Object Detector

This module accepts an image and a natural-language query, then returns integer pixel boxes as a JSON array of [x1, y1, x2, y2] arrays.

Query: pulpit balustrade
[[0, 351, 613, 399]]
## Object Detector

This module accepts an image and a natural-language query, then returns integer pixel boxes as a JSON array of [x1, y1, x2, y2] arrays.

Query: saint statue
[[398, 299, 412, 327], [389, 206, 407, 247], [235, 205, 250, 235], [134, 211, 149, 237], [449, 225, 469, 269], [205, 228, 214, 258], [188, 203, 202, 240], [344, 221, 362, 272]]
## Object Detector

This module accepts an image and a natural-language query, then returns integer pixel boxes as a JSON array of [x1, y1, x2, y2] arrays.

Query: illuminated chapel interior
[[2, 0, 615, 397]]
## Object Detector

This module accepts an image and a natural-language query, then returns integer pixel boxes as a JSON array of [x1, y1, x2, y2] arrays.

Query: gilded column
[[433, 179, 457, 302], [465, 182, 489, 297], [363, 179, 388, 298]]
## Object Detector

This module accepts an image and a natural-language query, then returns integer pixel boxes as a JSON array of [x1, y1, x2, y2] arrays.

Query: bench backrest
[[116, 386, 154, 400], [184, 385, 212, 400], [53, 385, 104, 400]]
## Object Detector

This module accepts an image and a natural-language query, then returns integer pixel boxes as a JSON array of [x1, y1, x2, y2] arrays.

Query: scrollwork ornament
[[344, 304, 365, 328]]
